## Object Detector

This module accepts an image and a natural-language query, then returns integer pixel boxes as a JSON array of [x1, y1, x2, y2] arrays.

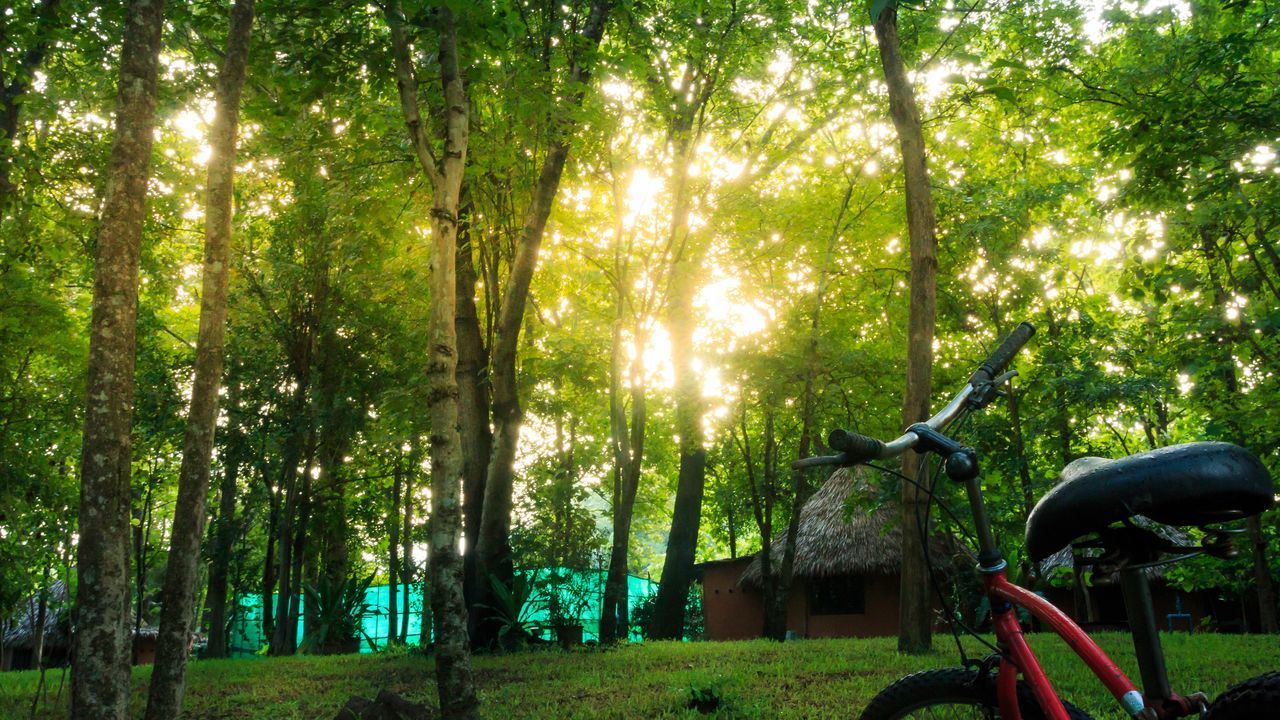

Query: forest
[[0, 0, 1277, 718]]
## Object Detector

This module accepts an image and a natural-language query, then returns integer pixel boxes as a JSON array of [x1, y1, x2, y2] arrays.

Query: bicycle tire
[[859, 668, 1093, 720], [1205, 671, 1280, 719]]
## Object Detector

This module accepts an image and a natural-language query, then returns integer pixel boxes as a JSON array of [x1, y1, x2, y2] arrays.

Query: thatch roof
[[740, 467, 900, 587], [1038, 519, 1192, 582], [3, 581, 70, 649]]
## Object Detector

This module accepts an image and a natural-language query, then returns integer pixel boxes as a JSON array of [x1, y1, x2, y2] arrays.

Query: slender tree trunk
[[133, 470, 156, 665], [389, 461, 402, 646], [401, 469, 413, 643], [474, 0, 613, 647], [455, 193, 492, 632], [72, 0, 166, 715], [387, 4, 478, 716], [287, 436, 317, 653], [270, 378, 310, 654], [145, 2, 253, 714], [1202, 230, 1279, 633], [204, 450, 241, 658], [650, 127, 705, 640], [33, 564, 51, 671], [874, 1, 938, 655], [600, 319, 646, 642], [261, 480, 278, 639]]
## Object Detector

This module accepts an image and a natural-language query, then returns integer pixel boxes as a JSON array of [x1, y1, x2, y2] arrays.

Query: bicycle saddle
[[1025, 442, 1274, 561]]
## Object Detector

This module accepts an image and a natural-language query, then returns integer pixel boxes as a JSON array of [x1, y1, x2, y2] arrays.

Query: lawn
[[2, 633, 1276, 719]]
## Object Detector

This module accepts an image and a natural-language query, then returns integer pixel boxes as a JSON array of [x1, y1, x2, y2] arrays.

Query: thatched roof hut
[[740, 467, 900, 587], [3, 580, 71, 650], [1038, 519, 1193, 581]]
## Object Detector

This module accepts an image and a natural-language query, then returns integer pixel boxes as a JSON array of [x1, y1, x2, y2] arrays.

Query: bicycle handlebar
[[792, 322, 1036, 470], [970, 321, 1035, 386], [827, 428, 887, 463]]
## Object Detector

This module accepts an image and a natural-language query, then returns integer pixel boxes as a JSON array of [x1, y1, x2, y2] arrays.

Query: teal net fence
[[224, 567, 656, 657]]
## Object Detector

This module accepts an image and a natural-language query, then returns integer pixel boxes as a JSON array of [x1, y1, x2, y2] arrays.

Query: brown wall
[[789, 574, 900, 638], [701, 564, 900, 640], [702, 559, 765, 640], [704, 559, 1234, 643]]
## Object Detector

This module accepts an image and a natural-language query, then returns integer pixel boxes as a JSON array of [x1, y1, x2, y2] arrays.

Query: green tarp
[[224, 568, 656, 656]]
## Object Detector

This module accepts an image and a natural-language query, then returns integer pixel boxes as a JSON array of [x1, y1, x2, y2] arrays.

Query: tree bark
[[72, 0, 166, 716], [389, 460, 402, 646], [874, 1, 938, 655], [386, 3, 478, 716], [144, 2, 253, 714], [270, 360, 313, 654], [204, 449, 241, 659], [1202, 229, 1279, 633], [33, 564, 51, 671], [455, 192, 493, 636], [650, 129, 704, 640], [400, 468, 413, 643], [599, 312, 646, 642], [133, 466, 156, 665], [474, 0, 613, 646]]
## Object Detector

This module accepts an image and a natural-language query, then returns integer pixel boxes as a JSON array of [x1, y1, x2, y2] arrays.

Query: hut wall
[[701, 559, 764, 640], [788, 573, 900, 638], [1045, 581, 1209, 632]]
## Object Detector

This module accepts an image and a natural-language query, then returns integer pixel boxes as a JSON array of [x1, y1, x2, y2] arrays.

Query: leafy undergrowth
[[1, 633, 1276, 719]]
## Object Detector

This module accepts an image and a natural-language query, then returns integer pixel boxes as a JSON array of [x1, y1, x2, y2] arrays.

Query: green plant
[[298, 573, 376, 655], [685, 682, 724, 714], [478, 571, 541, 641]]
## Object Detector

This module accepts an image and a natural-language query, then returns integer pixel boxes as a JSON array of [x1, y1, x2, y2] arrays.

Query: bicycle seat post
[[1118, 566, 1172, 707]]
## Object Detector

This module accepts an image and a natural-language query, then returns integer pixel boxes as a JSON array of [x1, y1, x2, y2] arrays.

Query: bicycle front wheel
[[859, 668, 1093, 720]]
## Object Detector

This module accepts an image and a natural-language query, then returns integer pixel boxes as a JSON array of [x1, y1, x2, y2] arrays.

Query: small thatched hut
[[698, 468, 905, 640], [1037, 523, 1235, 632], [1, 581, 71, 671]]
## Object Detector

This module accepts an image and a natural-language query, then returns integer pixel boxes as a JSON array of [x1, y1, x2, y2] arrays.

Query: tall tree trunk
[[387, 4, 478, 716], [33, 564, 51, 671], [287, 435, 317, 653], [874, 1, 938, 655], [389, 460, 402, 646], [400, 469, 413, 643], [1247, 515, 1278, 633], [72, 0, 166, 716], [455, 193, 492, 631], [261, 476, 279, 639], [651, 130, 704, 641], [0, 0, 63, 211], [133, 468, 156, 665], [474, 0, 613, 647], [599, 318, 646, 642], [204, 449, 241, 659], [270, 374, 311, 654], [145, 2, 253, 714], [1202, 230, 1279, 633]]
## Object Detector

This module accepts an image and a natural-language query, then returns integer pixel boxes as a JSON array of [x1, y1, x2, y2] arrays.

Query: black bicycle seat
[[1025, 442, 1274, 561]]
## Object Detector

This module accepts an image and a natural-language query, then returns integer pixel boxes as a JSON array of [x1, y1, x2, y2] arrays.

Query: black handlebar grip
[[827, 429, 886, 462], [970, 321, 1035, 384]]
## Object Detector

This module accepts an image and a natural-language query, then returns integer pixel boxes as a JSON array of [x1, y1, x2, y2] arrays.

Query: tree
[[873, 0, 939, 654], [144, 1, 255, 715], [72, 0, 167, 716], [0, 0, 65, 212], [471, 0, 614, 646], [386, 2, 478, 717]]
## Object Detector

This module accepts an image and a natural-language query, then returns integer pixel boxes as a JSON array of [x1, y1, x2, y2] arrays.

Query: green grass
[[1, 633, 1276, 719]]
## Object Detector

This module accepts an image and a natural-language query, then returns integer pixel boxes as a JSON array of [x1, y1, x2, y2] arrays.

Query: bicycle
[[792, 322, 1279, 719]]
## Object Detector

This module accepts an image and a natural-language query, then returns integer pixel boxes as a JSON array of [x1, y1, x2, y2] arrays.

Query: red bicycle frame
[[982, 567, 1145, 720]]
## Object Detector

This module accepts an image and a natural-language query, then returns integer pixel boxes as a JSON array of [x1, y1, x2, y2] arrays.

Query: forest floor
[[1, 633, 1277, 719]]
